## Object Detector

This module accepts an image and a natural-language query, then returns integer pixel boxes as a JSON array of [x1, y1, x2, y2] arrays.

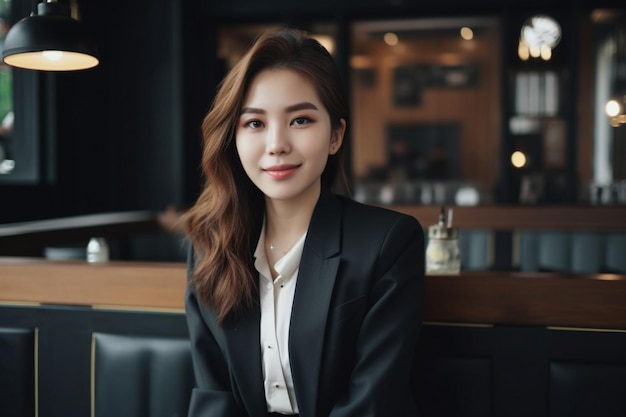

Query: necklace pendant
[[269, 242, 285, 255]]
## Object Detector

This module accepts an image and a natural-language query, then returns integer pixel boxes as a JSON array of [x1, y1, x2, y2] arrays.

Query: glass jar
[[426, 222, 460, 275]]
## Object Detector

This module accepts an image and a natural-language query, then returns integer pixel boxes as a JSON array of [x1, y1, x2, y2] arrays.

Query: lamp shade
[[2, 1, 99, 71]]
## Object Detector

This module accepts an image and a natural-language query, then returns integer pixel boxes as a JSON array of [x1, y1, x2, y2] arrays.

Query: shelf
[[387, 205, 626, 230]]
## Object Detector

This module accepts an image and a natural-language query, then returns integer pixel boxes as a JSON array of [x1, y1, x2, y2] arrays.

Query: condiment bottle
[[87, 237, 110, 263], [425, 207, 460, 275]]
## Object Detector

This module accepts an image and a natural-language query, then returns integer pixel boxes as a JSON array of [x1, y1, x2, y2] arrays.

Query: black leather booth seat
[[0, 327, 36, 417], [91, 333, 194, 417]]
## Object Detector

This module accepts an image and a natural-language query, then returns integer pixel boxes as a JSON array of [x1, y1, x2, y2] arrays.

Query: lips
[[264, 164, 300, 180]]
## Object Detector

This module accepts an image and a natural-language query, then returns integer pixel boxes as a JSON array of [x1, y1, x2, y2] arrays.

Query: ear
[[329, 118, 346, 155]]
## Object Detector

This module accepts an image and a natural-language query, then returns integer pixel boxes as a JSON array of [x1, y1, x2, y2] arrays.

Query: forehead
[[243, 68, 320, 106]]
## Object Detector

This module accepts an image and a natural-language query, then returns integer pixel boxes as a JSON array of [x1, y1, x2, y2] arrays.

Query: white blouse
[[254, 225, 307, 414]]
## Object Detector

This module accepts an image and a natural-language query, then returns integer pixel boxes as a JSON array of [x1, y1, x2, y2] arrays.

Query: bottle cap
[[428, 206, 458, 239], [428, 223, 458, 239]]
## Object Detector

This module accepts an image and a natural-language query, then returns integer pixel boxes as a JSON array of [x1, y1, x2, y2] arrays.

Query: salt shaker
[[87, 237, 110, 263], [425, 207, 460, 275]]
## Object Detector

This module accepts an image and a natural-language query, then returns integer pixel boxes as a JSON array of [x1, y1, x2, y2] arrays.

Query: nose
[[266, 125, 290, 155]]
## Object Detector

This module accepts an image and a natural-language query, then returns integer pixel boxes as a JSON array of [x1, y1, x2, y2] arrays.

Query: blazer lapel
[[222, 303, 267, 417], [289, 190, 342, 417]]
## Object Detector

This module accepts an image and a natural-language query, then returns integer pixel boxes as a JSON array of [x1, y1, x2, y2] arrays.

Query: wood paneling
[[425, 271, 626, 330], [2, 259, 625, 329], [390, 204, 626, 230]]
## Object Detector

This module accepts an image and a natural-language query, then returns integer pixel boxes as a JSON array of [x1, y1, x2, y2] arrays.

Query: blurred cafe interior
[[1, 1, 626, 417]]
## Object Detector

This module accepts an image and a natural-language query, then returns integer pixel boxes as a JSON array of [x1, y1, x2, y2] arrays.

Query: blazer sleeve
[[331, 214, 424, 417], [185, 249, 247, 417]]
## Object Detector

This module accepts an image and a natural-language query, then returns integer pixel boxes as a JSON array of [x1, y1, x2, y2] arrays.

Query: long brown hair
[[184, 27, 349, 325]]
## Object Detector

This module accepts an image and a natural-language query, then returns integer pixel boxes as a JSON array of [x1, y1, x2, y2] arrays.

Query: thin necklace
[[269, 242, 287, 256]]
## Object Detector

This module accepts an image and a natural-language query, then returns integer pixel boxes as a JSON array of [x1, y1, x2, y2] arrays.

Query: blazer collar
[[300, 188, 342, 259], [289, 188, 342, 416]]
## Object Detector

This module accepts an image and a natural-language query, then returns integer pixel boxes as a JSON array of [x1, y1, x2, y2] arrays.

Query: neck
[[264, 187, 320, 249]]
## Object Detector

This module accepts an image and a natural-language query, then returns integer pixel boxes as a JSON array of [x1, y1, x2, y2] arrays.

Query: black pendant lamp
[[2, 0, 99, 71]]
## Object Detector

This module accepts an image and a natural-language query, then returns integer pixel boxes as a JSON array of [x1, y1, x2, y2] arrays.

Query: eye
[[244, 120, 263, 129], [292, 116, 312, 126]]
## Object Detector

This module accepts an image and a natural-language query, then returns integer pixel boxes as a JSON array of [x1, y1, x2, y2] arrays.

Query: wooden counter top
[[424, 271, 626, 330], [0, 258, 187, 312], [1, 258, 625, 329]]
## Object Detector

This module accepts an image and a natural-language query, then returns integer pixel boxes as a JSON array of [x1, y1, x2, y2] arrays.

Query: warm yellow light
[[529, 44, 541, 58], [3, 50, 99, 71], [518, 39, 530, 61], [383, 32, 399, 46], [611, 114, 626, 127], [605, 99, 621, 117], [540, 44, 552, 60], [511, 151, 527, 168], [460, 27, 473, 41], [42, 50, 64, 61]]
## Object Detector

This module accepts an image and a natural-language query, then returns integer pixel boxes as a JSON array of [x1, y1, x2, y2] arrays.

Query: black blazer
[[185, 189, 425, 417]]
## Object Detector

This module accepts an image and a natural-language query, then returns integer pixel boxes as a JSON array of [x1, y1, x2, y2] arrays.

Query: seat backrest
[[0, 327, 36, 417], [91, 332, 193, 417]]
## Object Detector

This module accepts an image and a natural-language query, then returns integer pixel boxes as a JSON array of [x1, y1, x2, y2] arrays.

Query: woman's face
[[236, 68, 345, 205]]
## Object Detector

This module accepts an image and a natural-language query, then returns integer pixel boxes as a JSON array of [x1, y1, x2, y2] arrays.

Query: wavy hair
[[184, 28, 349, 325]]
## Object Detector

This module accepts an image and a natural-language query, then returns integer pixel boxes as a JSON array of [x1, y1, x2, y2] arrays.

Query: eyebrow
[[240, 102, 319, 115]]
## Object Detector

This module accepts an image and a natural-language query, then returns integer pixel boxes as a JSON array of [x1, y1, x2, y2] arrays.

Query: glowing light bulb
[[605, 99, 621, 117], [540, 44, 552, 60], [43, 50, 64, 61], [518, 39, 530, 61], [384, 32, 399, 46], [460, 27, 473, 41], [511, 151, 527, 168], [529, 45, 541, 58]]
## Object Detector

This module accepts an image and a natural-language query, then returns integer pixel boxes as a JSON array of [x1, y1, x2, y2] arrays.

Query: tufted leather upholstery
[[91, 333, 193, 417]]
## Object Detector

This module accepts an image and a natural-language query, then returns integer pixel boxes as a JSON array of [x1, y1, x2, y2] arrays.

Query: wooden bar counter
[[2, 258, 626, 417], [2, 257, 625, 330], [0, 258, 187, 311]]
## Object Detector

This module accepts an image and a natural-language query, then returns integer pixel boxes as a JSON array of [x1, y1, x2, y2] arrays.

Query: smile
[[264, 164, 300, 180]]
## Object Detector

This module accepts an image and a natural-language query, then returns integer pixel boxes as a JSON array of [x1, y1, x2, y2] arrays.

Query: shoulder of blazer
[[303, 189, 343, 259], [309, 190, 423, 258], [335, 191, 423, 231]]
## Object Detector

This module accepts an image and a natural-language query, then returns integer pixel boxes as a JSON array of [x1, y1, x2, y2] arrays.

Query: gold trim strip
[[91, 333, 96, 417], [0, 301, 183, 313], [90, 305, 184, 314], [0, 301, 42, 306], [547, 326, 626, 333], [423, 321, 494, 328], [34, 327, 39, 417]]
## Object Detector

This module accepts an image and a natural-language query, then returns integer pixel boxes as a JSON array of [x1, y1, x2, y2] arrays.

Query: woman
[[184, 27, 424, 417]]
